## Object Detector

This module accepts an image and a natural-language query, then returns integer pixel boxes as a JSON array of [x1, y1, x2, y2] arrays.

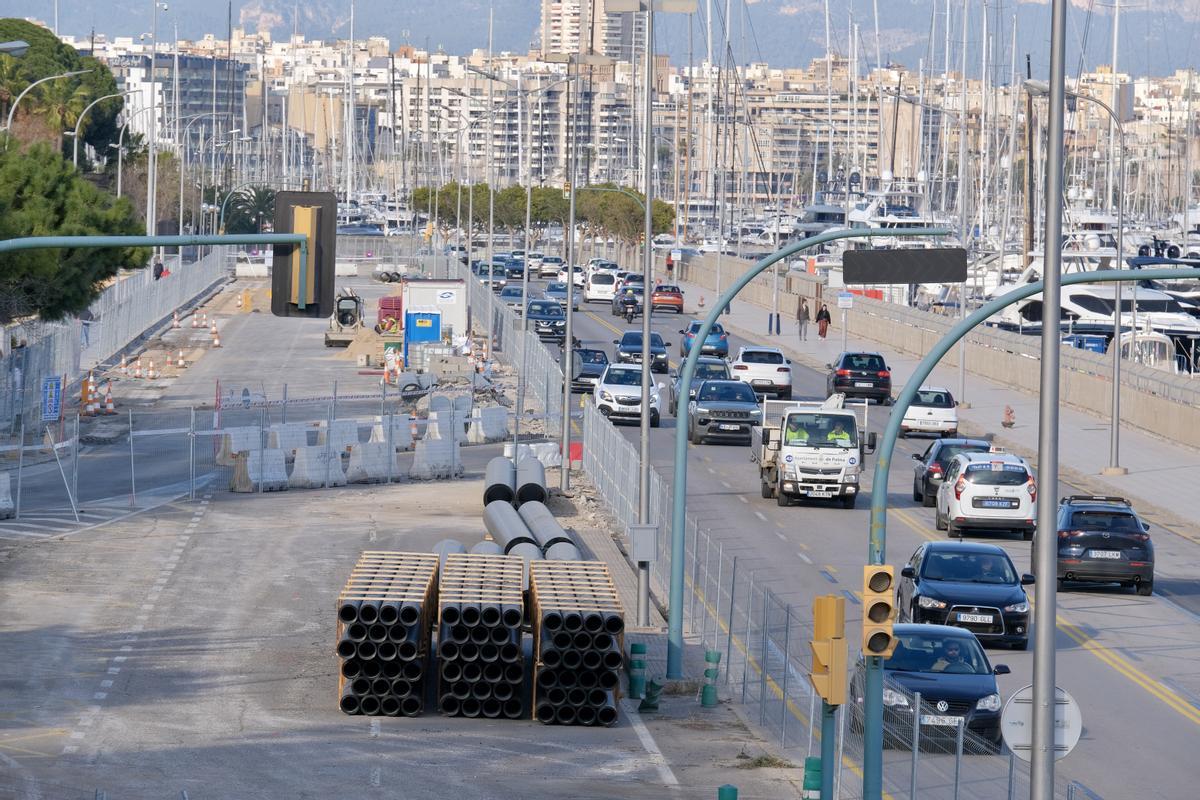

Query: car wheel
[[650, 411, 661, 428], [882, 396, 893, 406], [1021, 528, 1034, 542], [690, 427, 703, 444], [761, 481, 773, 499], [777, 390, 792, 401], [922, 482, 936, 508], [841, 494, 857, 510], [1136, 580, 1154, 596], [777, 490, 791, 507], [912, 479, 922, 503], [947, 521, 961, 539], [1056, 578, 1066, 592], [935, 508, 947, 531], [899, 430, 907, 439]]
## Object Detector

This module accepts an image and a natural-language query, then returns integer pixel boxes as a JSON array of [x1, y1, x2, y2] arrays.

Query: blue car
[[679, 320, 729, 358]]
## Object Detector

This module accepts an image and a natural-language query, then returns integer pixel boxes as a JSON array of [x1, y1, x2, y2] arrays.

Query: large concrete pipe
[[470, 540, 505, 556], [545, 541, 583, 561], [483, 501, 536, 552], [483, 457, 517, 505], [516, 501, 578, 554], [514, 457, 548, 506], [432, 539, 467, 571]]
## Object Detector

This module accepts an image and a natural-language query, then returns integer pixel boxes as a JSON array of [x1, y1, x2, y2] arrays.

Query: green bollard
[[701, 649, 721, 707], [801, 756, 822, 798], [717, 785, 738, 800], [639, 679, 662, 712], [628, 658, 646, 699]]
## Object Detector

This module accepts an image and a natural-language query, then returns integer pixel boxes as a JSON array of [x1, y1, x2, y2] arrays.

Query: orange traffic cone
[[165, 350, 174, 367], [177, 349, 187, 368], [146, 360, 157, 380], [133, 358, 143, 379], [236, 294, 244, 309], [212, 330, 221, 348], [191, 313, 199, 329], [209, 320, 217, 335], [119, 355, 128, 375], [172, 311, 181, 329], [104, 383, 116, 414]]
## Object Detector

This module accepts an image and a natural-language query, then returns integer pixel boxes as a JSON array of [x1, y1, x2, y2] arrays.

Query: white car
[[527, 252, 545, 273], [584, 271, 617, 303], [593, 364, 663, 427], [900, 386, 959, 437], [729, 346, 792, 400], [935, 451, 1037, 540], [539, 255, 564, 278], [557, 265, 585, 287]]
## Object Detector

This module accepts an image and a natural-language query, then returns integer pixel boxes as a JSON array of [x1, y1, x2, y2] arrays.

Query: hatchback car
[[687, 380, 762, 444], [556, 265, 585, 287], [539, 255, 564, 278], [585, 271, 617, 303], [593, 364, 662, 427], [668, 356, 731, 409], [473, 263, 507, 291], [900, 386, 959, 437], [571, 348, 609, 393], [613, 330, 670, 373], [1050, 496, 1154, 595], [897, 541, 1032, 649], [679, 320, 729, 357], [935, 452, 1037, 539], [499, 285, 531, 314], [911, 438, 992, 507], [525, 300, 567, 343], [651, 285, 685, 314], [543, 281, 579, 312], [730, 346, 792, 400], [849, 624, 1010, 751], [826, 352, 892, 404]]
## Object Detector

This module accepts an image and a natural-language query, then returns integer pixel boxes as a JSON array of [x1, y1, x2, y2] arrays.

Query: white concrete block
[[467, 406, 509, 444], [268, 423, 313, 459], [0, 472, 14, 519], [502, 441, 562, 468], [230, 448, 289, 492], [318, 419, 359, 454], [409, 437, 463, 480], [217, 427, 262, 466], [429, 395, 453, 416], [369, 416, 414, 451], [288, 446, 348, 489], [346, 443, 400, 484]]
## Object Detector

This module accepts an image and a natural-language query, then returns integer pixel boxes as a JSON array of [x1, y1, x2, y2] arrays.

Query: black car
[[849, 624, 1010, 751], [911, 438, 991, 507], [826, 351, 892, 403], [526, 300, 567, 342], [897, 541, 1032, 649], [668, 356, 731, 410], [613, 330, 670, 373], [1050, 495, 1155, 595], [571, 348, 609, 393]]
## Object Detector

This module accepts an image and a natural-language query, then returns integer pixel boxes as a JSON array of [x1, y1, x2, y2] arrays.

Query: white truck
[[750, 394, 876, 509]]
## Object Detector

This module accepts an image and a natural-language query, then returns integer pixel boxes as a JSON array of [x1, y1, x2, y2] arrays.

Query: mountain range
[[14, 1, 1200, 79]]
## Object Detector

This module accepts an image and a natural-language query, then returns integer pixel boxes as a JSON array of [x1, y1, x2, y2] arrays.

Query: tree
[[0, 139, 148, 323], [226, 186, 276, 233], [36, 76, 89, 136]]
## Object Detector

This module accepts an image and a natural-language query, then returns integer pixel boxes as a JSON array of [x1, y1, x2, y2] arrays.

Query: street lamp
[[1025, 78, 1127, 475], [0, 40, 30, 57], [3, 69, 94, 135], [72, 91, 137, 167]]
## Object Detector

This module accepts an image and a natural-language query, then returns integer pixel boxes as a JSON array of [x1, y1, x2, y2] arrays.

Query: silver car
[[687, 380, 762, 445], [543, 281, 580, 312]]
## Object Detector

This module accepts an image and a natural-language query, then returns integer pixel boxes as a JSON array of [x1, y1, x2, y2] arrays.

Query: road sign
[[843, 247, 967, 284], [1000, 684, 1083, 763], [40, 377, 62, 422], [837, 291, 854, 310]]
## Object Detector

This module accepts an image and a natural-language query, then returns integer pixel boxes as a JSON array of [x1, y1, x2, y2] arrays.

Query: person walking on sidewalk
[[796, 298, 811, 341], [816, 303, 832, 339]]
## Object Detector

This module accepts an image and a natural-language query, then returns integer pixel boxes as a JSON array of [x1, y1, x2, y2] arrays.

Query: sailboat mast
[[344, 0, 355, 203], [1107, 0, 1119, 213]]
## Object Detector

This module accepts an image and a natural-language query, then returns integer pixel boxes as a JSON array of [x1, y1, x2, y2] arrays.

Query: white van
[[584, 271, 617, 303]]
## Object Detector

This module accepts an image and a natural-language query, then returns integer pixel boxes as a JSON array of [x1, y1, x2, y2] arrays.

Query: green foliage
[[0, 19, 122, 157], [0, 139, 148, 322], [223, 186, 276, 234]]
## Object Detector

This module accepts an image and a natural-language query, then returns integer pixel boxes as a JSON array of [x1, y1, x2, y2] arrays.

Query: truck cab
[[751, 394, 876, 509]]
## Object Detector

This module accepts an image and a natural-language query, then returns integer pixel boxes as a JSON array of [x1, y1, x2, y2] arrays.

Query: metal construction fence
[[579, 402, 1091, 799], [1, 248, 231, 435]]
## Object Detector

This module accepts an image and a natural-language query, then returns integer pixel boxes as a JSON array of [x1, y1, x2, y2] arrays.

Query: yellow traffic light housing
[[271, 191, 336, 318], [861, 565, 897, 659], [809, 595, 847, 706]]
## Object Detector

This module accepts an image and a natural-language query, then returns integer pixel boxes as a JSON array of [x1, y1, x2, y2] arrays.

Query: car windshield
[[914, 389, 954, 408], [500, 288, 523, 299], [933, 444, 990, 464], [781, 413, 858, 448], [697, 382, 757, 403], [1068, 510, 1142, 531], [687, 322, 724, 336], [543, 257, 562, 264], [656, 285, 681, 294], [591, 274, 615, 284], [605, 368, 643, 386], [579, 350, 608, 364], [741, 350, 784, 364], [621, 332, 664, 347], [694, 363, 730, 381], [885, 633, 990, 675], [528, 302, 562, 316], [964, 463, 1030, 485], [922, 551, 1018, 584], [546, 282, 568, 293], [844, 354, 886, 371]]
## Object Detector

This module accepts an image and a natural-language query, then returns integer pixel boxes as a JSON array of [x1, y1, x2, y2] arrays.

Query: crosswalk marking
[[0, 506, 134, 540]]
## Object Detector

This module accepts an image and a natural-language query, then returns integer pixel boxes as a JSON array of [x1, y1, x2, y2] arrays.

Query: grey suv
[[687, 380, 762, 444]]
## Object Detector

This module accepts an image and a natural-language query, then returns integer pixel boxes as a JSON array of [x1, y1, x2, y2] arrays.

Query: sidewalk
[[674, 277, 1200, 540]]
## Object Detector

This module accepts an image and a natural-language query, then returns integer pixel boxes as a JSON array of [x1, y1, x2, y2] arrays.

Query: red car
[[651, 285, 684, 314]]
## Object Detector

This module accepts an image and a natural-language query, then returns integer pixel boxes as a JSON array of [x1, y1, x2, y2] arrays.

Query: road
[[550, 276, 1200, 799]]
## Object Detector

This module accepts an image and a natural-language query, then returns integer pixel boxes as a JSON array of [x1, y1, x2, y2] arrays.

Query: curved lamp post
[[3, 68, 93, 135], [72, 91, 136, 167]]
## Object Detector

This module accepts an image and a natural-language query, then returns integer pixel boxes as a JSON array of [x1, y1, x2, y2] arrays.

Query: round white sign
[[1000, 684, 1082, 763]]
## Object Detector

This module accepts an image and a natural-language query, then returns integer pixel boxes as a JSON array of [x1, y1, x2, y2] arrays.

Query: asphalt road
[[551, 277, 1200, 799]]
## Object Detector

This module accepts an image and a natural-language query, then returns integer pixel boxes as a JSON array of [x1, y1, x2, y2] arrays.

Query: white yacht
[[994, 283, 1200, 342]]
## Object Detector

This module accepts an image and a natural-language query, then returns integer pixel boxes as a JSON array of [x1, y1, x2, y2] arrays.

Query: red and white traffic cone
[[104, 383, 116, 415], [191, 313, 198, 329], [119, 355, 128, 375], [146, 360, 157, 380], [177, 349, 187, 368], [209, 320, 217, 335], [133, 358, 143, 378], [165, 350, 174, 367], [211, 329, 221, 348], [172, 311, 181, 329]]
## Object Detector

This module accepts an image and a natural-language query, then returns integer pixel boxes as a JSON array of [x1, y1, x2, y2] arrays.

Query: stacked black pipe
[[437, 553, 526, 720], [530, 561, 625, 726], [336, 552, 438, 717]]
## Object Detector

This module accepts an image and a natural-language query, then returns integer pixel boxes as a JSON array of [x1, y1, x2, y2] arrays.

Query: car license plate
[[854, 381, 873, 387], [921, 714, 963, 727], [807, 491, 834, 498], [752, 379, 772, 386], [718, 424, 741, 431], [975, 498, 1018, 509], [957, 613, 993, 624], [1089, 550, 1122, 559]]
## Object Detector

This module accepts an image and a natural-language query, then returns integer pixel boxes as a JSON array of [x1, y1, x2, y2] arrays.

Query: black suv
[[1048, 496, 1155, 595], [613, 330, 670, 373], [910, 438, 991, 507], [826, 351, 892, 403]]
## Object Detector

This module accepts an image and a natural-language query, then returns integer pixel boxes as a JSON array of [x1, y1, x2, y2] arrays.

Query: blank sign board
[[843, 248, 967, 284]]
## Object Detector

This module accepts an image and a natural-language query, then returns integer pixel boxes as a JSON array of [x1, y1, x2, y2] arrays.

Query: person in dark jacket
[[796, 298, 811, 341], [816, 303, 832, 339], [152, 260, 164, 280]]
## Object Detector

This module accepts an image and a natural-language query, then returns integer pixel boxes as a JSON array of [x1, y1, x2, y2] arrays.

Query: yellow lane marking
[[890, 506, 1200, 728]]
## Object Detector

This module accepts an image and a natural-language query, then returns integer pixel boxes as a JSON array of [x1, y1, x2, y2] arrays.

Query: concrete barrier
[[0, 472, 14, 519], [426, 410, 467, 443], [268, 423, 313, 460], [468, 406, 510, 444], [503, 441, 562, 468], [369, 416, 415, 451], [319, 419, 360, 455], [346, 442, 400, 484], [230, 449, 289, 492], [217, 427, 262, 466], [288, 446, 348, 489], [409, 438, 463, 480]]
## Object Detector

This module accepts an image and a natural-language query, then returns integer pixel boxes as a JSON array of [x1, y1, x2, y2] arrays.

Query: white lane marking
[[754, 511, 767, 522], [107, 667, 120, 675], [119, 646, 133, 652], [113, 656, 127, 662], [62, 745, 78, 754], [738, 495, 748, 504], [100, 680, 113, 689], [797, 552, 814, 564], [70, 731, 85, 739], [620, 699, 680, 786], [721, 480, 732, 489], [93, 692, 107, 700], [707, 467, 717, 474], [775, 532, 786, 541], [369, 719, 380, 738], [370, 767, 381, 787]]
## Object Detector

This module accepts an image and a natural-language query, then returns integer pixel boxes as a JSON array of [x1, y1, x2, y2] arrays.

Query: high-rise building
[[539, 0, 642, 60]]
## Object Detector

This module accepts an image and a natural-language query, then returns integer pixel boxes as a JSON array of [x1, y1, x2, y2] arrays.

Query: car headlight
[[600, 391, 613, 402], [694, 407, 710, 416], [1003, 601, 1029, 614], [976, 693, 1002, 712], [882, 688, 910, 708], [845, 473, 858, 483], [917, 596, 947, 610], [783, 465, 799, 479]]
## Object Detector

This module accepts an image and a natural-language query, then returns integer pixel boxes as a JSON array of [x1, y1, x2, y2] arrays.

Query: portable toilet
[[403, 308, 442, 368]]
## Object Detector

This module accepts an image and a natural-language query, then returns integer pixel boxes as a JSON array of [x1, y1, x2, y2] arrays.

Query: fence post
[[689, 522, 701, 633], [385, 411, 394, 484], [807, 692, 816, 758], [128, 409, 136, 506], [724, 555, 738, 684], [71, 413, 79, 509], [779, 603, 791, 748], [834, 703, 846, 800], [281, 383, 288, 425], [741, 573, 755, 704], [323, 398, 333, 490], [708, 541, 724, 647], [1007, 752, 1017, 800], [258, 408, 266, 495], [758, 592, 770, 727], [189, 406, 196, 500], [910, 691, 922, 800], [15, 421, 25, 519], [953, 718, 965, 800]]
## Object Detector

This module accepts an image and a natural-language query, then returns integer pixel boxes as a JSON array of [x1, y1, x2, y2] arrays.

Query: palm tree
[[229, 186, 276, 233], [0, 56, 27, 120], [36, 78, 89, 135]]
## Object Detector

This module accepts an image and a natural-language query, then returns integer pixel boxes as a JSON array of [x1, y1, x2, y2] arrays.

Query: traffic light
[[562, 181, 571, 200], [810, 594, 847, 706], [271, 191, 337, 318], [861, 565, 897, 659]]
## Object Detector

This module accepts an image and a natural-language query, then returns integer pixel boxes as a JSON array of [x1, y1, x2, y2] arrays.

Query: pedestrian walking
[[816, 303, 832, 339], [152, 260, 164, 280], [796, 298, 811, 341]]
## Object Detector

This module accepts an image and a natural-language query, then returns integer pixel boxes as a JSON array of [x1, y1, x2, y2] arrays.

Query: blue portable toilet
[[403, 309, 442, 367]]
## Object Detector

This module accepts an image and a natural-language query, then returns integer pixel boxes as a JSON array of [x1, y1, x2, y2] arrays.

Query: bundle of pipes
[[483, 456, 547, 508], [336, 551, 438, 717], [436, 552, 526, 720], [529, 560, 625, 726], [517, 501, 582, 561]]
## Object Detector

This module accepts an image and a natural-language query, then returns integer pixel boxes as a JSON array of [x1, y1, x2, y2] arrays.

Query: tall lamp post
[[1025, 79, 1128, 475], [72, 91, 137, 167], [3, 69, 93, 135]]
